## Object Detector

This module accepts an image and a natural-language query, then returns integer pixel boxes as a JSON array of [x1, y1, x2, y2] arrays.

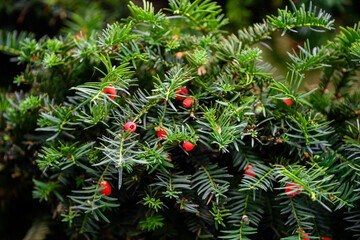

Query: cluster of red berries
[[99, 86, 197, 196], [155, 127, 195, 152], [176, 87, 194, 109], [285, 182, 303, 197], [155, 87, 195, 151], [104, 86, 196, 152], [125, 122, 195, 152], [104, 86, 195, 108]]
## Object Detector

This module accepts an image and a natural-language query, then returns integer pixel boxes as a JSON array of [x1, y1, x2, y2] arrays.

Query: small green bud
[[254, 105, 263, 115]]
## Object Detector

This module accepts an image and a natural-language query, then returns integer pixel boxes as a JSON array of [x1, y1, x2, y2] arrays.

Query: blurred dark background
[[0, 0, 360, 239]]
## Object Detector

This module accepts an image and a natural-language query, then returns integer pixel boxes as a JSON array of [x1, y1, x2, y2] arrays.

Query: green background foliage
[[1, 0, 360, 240]]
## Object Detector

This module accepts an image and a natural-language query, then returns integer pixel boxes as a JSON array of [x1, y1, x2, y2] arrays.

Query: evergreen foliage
[[1, 0, 360, 239]]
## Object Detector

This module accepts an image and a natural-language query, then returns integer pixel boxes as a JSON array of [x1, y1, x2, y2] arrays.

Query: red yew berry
[[100, 180, 112, 196], [283, 99, 293, 106], [183, 141, 195, 151], [245, 165, 256, 177], [300, 231, 310, 240], [157, 129, 167, 140], [166, 155, 172, 162], [104, 87, 116, 99], [124, 122, 136, 133], [183, 98, 194, 108], [176, 87, 188, 100], [285, 183, 303, 197], [321, 237, 331, 240]]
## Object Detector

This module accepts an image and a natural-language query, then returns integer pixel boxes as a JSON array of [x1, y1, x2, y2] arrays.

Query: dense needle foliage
[[1, 0, 360, 239]]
